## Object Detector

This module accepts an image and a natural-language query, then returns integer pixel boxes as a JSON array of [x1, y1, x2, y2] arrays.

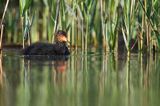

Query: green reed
[[122, 0, 137, 53], [138, 0, 160, 51], [0, 0, 9, 49], [1, 0, 160, 53], [104, 0, 119, 51], [19, 0, 33, 48]]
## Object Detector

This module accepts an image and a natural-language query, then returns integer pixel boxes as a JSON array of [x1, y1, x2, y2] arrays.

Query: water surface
[[0, 49, 160, 106]]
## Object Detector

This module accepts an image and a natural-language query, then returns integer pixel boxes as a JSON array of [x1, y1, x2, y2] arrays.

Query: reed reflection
[[0, 52, 5, 106], [0, 52, 3, 87], [0, 52, 11, 106], [0, 53, 159, 106]]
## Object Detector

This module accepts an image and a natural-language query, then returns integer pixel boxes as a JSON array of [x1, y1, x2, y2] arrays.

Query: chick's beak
[[58, 35, 67, 42], [62, 36, 70, 45], [62, 36, 67, 42]]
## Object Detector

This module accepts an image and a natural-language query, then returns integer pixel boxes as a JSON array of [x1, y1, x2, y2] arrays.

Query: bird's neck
[[55, 41, 66, 45]]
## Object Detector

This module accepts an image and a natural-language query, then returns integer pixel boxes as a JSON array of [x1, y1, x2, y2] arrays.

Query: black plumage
[[23, 30, 70, 55], [23, 42, 70, 55]]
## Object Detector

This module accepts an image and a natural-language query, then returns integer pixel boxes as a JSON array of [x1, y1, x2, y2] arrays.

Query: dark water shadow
[[24, 55, 69, 61]]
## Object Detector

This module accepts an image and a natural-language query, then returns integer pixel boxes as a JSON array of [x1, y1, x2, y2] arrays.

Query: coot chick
[[23, 30, 70, 55]]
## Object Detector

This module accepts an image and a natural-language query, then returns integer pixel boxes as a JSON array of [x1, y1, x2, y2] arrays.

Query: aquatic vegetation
[[0, 0, 160, 53], [19, 0, 33, 48], [0, 0, 9, 49]]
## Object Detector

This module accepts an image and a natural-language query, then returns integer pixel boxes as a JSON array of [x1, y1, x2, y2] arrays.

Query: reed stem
[[52, 0, 60, 43], [0, 25, 4, 49], [0, 0, 10, 49]]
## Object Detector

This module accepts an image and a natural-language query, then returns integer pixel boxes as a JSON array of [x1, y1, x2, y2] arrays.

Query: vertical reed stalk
[[143, 0, 147, 51], [0, 25, 4, 49], [52, 0, 60, 42], [128, 0, 131, 53], [100, 0, 105, 48], [81, 19, 84, 52], [43, 7, 49, 41], [0, 0, 9, 49], [22, 17, 25, 48], [85, 17, 88, 52], [23, 12, 28, 48], [0, 0, 9, 28], [19, 0, 32, 48], [80, 2, 84, 52]]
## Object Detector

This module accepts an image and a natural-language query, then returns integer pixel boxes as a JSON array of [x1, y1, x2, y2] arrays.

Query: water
[[0, 49, 160, 106]]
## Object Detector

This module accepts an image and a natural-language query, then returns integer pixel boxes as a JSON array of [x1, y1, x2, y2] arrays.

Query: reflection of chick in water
[[54, 60, 68, 73], [53, 60, 68, 86]]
